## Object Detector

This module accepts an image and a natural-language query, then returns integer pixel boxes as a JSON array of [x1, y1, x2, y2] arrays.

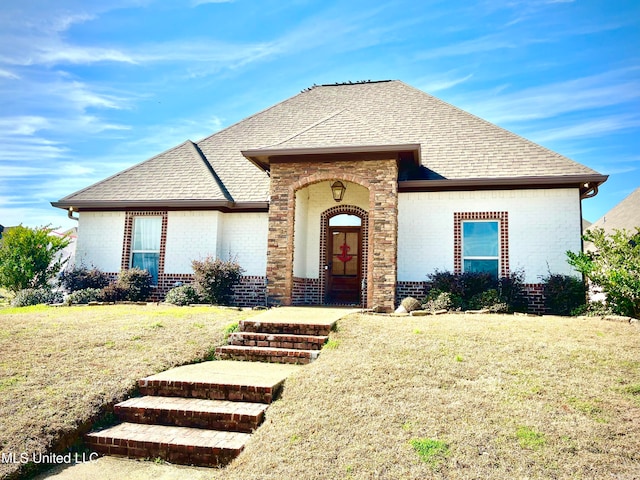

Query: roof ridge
[[264, 109, 346, 148], [57, 140, 197, 202], [188, 142, 233, 201]]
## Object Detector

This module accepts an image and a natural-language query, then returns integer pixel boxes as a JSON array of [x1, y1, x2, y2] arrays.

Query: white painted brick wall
[[398, 188, 582, 283], [294, 181, 369, 278], [76, 212, 125, 272], [219, 212, 268, 276], [164, 211, 221, 274]]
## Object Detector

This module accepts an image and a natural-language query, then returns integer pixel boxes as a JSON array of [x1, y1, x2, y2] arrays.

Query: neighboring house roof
[[52, 80, 607, 211], [588, 187, 640, 235]]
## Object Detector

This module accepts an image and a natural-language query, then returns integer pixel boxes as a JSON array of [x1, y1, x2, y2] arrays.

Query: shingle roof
[[588, 187, 640, 234], [54, 80, 605, 208]]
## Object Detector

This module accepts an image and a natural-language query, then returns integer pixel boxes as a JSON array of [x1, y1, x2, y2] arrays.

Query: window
[[462, 221, 499, 278], [131, 216, 162, 283]]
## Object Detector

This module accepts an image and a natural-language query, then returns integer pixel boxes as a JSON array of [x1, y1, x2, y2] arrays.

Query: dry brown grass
[[218, 313, 640, 480], [0, 304, 255, 479]]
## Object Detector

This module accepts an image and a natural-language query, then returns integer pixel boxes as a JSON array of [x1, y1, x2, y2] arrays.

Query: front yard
[[1, 306, 639, 479], [0, 304, 254, 479], [220, 313, 640, 479]]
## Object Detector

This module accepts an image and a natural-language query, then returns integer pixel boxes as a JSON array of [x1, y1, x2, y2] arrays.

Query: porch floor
[[250, 306, 358, 325]]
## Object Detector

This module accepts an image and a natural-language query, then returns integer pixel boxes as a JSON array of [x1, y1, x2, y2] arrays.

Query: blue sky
[[1, 0, 638, 231]]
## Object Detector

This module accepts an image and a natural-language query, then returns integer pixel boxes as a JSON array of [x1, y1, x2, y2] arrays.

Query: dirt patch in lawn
[[217, 313, 640, 480], [0, 304, 255, 479]]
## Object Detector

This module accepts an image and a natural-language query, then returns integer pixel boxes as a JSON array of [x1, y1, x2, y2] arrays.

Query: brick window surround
[[121, 211, 168, 281], [454, 211, 509, 278]]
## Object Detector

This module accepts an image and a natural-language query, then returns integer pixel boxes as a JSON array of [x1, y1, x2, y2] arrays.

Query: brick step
[[215, 345, 319, 365], [138, 378, 282, 404], [86, 422, 249, 467], [114, 396, 268, 433], [239, 319, 335, 336], [228, 332, 328, 350]]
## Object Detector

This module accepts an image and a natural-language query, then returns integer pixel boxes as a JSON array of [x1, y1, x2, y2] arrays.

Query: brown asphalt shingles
[[56, 80, 602, 206]]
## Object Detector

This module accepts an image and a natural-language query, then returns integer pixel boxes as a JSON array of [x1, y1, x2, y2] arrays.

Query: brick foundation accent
[[266, 155, 398, 312], [523, 283, 545, 315], [232, 276, 267, 307], [397, 280, 548, 314], [396, 281, 427, 304], [292, 277, 321, 305]]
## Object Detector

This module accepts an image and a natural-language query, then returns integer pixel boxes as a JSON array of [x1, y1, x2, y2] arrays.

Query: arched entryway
[[320, 206, 369, 305]]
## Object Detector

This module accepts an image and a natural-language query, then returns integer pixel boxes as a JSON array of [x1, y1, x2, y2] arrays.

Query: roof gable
[[58, 141, 230, 204]]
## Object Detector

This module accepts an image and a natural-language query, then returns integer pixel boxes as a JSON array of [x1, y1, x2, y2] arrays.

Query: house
[[52, 80, 607, 312], [587, 186, 640, 236]]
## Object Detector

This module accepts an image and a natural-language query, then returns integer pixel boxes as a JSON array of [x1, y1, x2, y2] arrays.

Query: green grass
[[516, 426, 546, 450], [409, 438, 449, 469]]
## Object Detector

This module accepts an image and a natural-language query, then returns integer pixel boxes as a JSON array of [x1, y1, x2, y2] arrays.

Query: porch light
[[331, 181, 346, 202]]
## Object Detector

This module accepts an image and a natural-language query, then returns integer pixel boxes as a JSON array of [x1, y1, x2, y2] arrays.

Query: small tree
[[192, 256, 244, 305], [0, 225, 71, 293], [567, 227, 640, 318]]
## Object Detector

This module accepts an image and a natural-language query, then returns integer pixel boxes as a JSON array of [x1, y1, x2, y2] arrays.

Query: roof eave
[[242, 143, 422, 171], [398, 174, 608, 197], [50, 199, 269, 213]]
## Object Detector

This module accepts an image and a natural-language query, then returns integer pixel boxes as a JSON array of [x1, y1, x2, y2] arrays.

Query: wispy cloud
[[419, 73, 474, 93], [0, 68, 20, 79], [532, 115, 640, 142], [460, 69, 640, 124]]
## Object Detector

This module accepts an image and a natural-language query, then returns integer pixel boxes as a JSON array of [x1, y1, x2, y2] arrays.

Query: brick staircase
[[84, 308, 345, 468], [85, 361, 296, 467], [214, 317, 333, 365]]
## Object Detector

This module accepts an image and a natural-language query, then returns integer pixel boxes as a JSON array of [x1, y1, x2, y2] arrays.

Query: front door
[[326, 226, 361, 304]]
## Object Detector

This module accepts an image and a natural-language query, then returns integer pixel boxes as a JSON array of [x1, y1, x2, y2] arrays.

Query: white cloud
[[459, 69, 640, 124], [0, 68, 20, 79], [419, 73, 474, 93], [532, 115, 640, 142]]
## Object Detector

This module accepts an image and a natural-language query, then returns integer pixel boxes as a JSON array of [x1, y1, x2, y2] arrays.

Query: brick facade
[[266, 156, 398, 312]]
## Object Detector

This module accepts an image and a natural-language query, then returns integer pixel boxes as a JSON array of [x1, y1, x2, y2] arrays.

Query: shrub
[[11, 288, 63, 307], [498, 270, 528, 313], [117, 268, 153, 301], [422, 291, 453, 312], [192, 256, 244, 305], [100, 282, 128, 302], [60, 265, 110, 293], [425, 269, 527, 313], [401, 296, 422, 312], [165, 284, 201, 306], [65, 288, 103, 305], [542, 273, 586, 316], [468, 289, 508, 313], [0, 225, 71, 293], [567, 227, 640, 318]]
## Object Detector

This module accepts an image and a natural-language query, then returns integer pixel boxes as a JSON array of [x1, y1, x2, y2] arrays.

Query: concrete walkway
[[36, 307, 356, 479]]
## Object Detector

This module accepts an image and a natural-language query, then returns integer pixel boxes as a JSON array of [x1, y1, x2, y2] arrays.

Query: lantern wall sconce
[[331, 181, 346, 202]]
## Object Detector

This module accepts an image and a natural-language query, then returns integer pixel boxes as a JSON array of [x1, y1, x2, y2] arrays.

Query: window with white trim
[[462, 220, 499, 278], [131, 216, 161, 283]]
